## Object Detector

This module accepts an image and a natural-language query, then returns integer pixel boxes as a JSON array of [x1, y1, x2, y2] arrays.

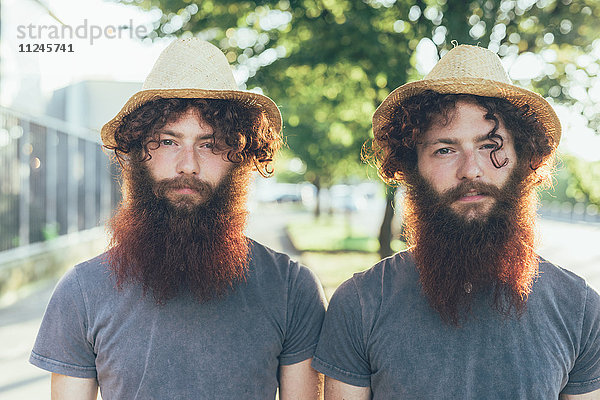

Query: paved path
[[0, 208, 598, 399], [0, 282, 56, 399], [537, 218, 600, 291]]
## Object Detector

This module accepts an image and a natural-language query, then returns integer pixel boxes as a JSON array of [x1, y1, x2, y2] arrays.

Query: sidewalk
[[0, 281, 56, 398]]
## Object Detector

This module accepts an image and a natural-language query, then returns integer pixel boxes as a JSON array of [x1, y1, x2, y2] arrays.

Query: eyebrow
[[422, 133, 495, 147], [156, 130, 214, 141]]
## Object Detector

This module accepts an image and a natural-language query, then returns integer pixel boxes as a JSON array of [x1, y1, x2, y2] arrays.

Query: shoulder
[[532, 257, 600, 327], [537, 258, 589, 288], [39, 254, 113, 336], [535, 257, 593, 303], [357, 250, 416, 280], [246, 240, 325, 312], [248, 239, 319, 286], [53, 253, 112, 294], [73, 252, 112, 277], [329, 250, 418, 315], [339, 250, 418, 299], [48, 252, 118, 311], [248, 239, 295, 267], [69, 253, 114, 290]]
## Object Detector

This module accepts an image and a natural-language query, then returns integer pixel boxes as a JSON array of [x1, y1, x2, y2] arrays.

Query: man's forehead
[[169, 107, 208, 124], [157, 108, 215, 133], [420, 100, 509, 143]]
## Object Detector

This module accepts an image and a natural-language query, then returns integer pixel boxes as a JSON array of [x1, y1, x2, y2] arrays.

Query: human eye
[[198, 137, 217, 150], [434, 147, 452, 155], [159, 138, 175, 146], [199, 141, 215, 149], [481, 142, 498, 150]]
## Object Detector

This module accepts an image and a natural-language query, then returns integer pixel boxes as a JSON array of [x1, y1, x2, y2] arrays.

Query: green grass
[[287, 215, 405, 253]]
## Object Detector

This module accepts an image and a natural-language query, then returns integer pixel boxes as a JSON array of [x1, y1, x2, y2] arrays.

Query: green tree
[[115, 0, 600, 257]]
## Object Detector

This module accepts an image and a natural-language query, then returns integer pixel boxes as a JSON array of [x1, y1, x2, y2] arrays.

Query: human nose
[[456, 150, 483, 181], [176, 146, 199, 175]]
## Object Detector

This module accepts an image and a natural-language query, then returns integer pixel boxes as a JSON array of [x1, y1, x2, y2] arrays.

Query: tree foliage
[[115, 0, 600, 252]]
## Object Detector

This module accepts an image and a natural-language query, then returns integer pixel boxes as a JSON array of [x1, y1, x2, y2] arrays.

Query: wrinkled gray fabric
[[313, 251, 600, 399], [30, 240, 326, 400]]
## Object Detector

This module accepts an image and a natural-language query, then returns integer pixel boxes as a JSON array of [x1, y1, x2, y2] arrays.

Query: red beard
[[106, 162, 251, 304], [404, 169, 539, 325]]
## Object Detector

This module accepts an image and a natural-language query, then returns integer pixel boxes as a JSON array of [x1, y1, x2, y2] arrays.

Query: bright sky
[[2, 0, 599, 161], [1, 0, 170, 106]]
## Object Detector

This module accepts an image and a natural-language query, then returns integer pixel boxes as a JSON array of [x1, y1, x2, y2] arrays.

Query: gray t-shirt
[[313, 251, 600, 399], [30, 240, 326, 400]]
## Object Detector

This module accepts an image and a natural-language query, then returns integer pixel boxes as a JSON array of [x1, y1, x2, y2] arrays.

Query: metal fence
[[0, 107, 121, 253]]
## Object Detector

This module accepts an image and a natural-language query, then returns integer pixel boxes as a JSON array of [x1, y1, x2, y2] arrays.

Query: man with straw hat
[[313, 45, 600, 399], [30, 38, 326, 399]]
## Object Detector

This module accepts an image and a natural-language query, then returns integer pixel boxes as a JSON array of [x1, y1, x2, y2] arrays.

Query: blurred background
[[1, 0, 599, 398]]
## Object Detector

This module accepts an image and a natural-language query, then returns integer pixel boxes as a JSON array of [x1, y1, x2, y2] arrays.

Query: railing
[[0, 107, 121, 253]]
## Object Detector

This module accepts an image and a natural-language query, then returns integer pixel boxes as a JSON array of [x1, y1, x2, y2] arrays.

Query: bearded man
[[30, 38, 326, 400], [312, 45, 600, 399]]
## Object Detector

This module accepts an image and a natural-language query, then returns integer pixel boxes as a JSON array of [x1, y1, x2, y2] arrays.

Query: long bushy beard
[[404, 169, 539, 326], [107, 162, 251, 304]]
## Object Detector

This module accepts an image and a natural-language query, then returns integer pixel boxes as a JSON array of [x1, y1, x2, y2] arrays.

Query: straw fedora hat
[[101, 38, 282, 147], [372, 44, 561, 146]]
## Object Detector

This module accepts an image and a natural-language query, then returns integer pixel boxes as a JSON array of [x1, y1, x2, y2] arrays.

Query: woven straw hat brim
[[373, 77, 561, 146], [101, 88, 282, 148]]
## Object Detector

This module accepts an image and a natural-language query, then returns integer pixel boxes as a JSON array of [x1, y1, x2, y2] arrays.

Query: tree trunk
[[378, 186, 397, 259], [313, 176, 321, 219]]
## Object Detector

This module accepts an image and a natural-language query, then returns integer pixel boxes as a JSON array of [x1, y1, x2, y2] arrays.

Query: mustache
[[440, 181, 504, 204], [152, 175, 214, 198]]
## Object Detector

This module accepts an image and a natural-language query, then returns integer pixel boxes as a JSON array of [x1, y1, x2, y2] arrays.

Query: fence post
[[46, 127, 58, 234], [85, 141, 96, 229], [100, 150, 113, 225], [19, 120, 31, 246], [67, 134, 79, 233]]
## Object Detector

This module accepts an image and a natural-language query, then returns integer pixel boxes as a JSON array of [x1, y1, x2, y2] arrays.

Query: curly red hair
[[105, 98, 282, 177], [367, 90, 556, 186]]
